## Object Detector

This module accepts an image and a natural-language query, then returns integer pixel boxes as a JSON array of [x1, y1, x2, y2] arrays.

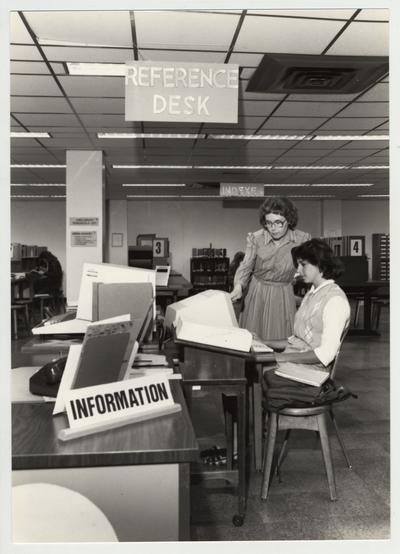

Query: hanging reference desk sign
[[59, 375, 181, 441], [220, 183, 264, 197], [125, 61, 239, 123]]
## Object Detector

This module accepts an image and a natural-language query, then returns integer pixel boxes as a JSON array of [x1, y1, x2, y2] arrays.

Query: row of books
[[11, 243, 47, 260], [192, 248, 227, 258]]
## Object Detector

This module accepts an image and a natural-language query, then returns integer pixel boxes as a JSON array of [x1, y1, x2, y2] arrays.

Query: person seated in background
[[29, 250, 63, 296], [227, 251, 245, 292], [263, 238, 351, 408]]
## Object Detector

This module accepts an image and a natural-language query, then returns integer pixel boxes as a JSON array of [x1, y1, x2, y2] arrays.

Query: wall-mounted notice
[[125, 61, 239, 123], [70, 217, 99, 226], [71, 231, 97, 247], [220, 184, 264, 197]]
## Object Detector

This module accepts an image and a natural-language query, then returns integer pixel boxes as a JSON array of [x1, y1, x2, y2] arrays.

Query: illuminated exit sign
[[220, 184, 264, 197], [125, 61, 238, 123]]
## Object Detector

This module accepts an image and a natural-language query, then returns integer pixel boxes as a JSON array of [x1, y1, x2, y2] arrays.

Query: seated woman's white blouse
[[287, 281, 350, 367]]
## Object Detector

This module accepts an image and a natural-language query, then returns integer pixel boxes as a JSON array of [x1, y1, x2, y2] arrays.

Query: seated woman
[[263, 238, 351, 409], [30, 250, 63, 296]]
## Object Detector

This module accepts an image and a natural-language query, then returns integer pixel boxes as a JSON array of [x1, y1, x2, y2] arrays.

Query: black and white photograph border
[[1, 0, 399, 553]]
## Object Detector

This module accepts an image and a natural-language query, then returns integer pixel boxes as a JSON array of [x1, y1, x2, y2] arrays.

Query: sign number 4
[[350, 239, 361, 256]]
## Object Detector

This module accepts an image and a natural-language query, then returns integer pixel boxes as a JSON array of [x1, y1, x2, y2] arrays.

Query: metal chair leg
[[317, 413, 337, 501], [329, 408, 352, 469], [261, 412, 278, 500]]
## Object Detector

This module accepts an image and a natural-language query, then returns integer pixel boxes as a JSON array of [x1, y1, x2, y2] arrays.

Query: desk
[[156, 272, 192, 304], [341, 280, 389, 336], [175, 338, 275, 525], [12, 381, 199, 542]]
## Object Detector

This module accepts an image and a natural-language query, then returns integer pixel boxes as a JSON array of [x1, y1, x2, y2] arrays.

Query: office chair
[[260, 324, 352, 502]]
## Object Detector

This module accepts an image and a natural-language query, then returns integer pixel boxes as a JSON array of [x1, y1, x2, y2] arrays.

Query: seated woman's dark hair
[[259, 197, 298, 229], [291, 238, 344, 279]]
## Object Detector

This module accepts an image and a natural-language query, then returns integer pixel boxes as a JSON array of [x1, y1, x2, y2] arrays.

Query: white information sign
[[65, 375, 175, 430], [125, 61, 239, 123]]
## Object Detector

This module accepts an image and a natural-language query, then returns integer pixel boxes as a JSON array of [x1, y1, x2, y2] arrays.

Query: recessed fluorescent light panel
[[197, 165, 272, 170], [358, 194, 389, 197], [313, 135, 389, 141], [113, 164, 192, 169], [67, 62, 126, 76], [11, 194, 66, 198], [122, 184, 185, 187], [351, 165, 389, 169], [10, 132, 51, 138], [11, 164, 66, 168], [98, 133, 205, 139], [208, 134, 309, 141], [275, 165, 348, 170], [11, 183, 65, 187], [311, 183, 373, 187]]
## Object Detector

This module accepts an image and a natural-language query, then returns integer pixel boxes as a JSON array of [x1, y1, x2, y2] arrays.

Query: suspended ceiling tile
[[25, 11, 133, 48], [10, 12, 35, 44], [50, 63, 67, 74], [10, 138, 43, 148], [42, 46, 133, 63], [239, 100, 281, 117], [247, 10, 357, 19], [318, 117, 387, 130], [16, 113, 80, 126], [337, 102, 388, 118], [355, 9, 389, 21], [260, 117, 328, 131], [11, 96, 73, 113], [327, 21, 389, 56], [58, 76, 124, 96], [239, 83, 285, 101], [80, 114, 132, 127], [229, 52, 264, 67], [11, 74, 62, 95], [286, 92, 358, 102], [70, 97, 124, 114], [357, 82, 388, 102], [46, 138, 93, 148], [234, 15, 344, 54], [134, 11, 240, 50], [11, 61, 50, 74], [10, 44, 44, 61], [273, 101, 346, 118], [139, 49, 226, 63]]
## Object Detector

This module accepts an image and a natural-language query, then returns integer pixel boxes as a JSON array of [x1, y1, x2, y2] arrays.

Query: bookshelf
[[190, 249, 230, 293], [372, 233, 390, 281]]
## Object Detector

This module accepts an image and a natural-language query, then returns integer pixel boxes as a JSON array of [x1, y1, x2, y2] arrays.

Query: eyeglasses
[[265, 219, 286, 229]]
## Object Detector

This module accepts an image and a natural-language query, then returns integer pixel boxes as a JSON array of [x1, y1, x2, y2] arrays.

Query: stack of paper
[[275, 363, 329, 387]]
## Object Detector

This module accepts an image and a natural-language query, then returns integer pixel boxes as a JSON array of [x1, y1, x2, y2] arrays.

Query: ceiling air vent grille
[[246, 53, 388, 94]]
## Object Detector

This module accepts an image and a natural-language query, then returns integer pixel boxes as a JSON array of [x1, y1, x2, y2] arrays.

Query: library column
[[66, 151, 105, 304], [321, 199, 342, 237]]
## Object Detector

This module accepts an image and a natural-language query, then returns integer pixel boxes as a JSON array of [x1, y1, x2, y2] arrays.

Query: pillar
[[66, 151, 105, 304]]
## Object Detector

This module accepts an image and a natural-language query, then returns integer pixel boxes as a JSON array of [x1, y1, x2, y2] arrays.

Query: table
[[175, 338, 275, 526], [12, 380, 199, 542], [156, 272, 192, 304], [341, 280, 389, 336]]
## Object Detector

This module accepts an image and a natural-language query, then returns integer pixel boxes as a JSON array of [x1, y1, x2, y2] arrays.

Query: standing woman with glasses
[[230, 197, 311, 341]]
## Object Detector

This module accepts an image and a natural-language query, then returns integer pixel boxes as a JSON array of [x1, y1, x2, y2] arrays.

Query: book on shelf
[[274, 362, 329, 387]]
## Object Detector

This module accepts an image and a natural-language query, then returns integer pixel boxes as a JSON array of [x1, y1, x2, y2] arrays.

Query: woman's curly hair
[[291, 238, 344, 279], [259, 197, 298, 229]]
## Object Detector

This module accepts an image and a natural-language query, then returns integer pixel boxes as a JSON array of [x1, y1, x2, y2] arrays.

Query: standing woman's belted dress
[[234, 228, 311, 341]]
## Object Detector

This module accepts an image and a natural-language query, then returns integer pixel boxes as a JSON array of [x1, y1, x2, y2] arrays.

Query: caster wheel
[[232, 514, 244, 527]]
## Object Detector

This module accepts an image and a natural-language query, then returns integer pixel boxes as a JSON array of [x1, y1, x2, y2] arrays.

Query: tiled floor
[[11, 306, 390, 542], [188, 310, 390, 541]]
